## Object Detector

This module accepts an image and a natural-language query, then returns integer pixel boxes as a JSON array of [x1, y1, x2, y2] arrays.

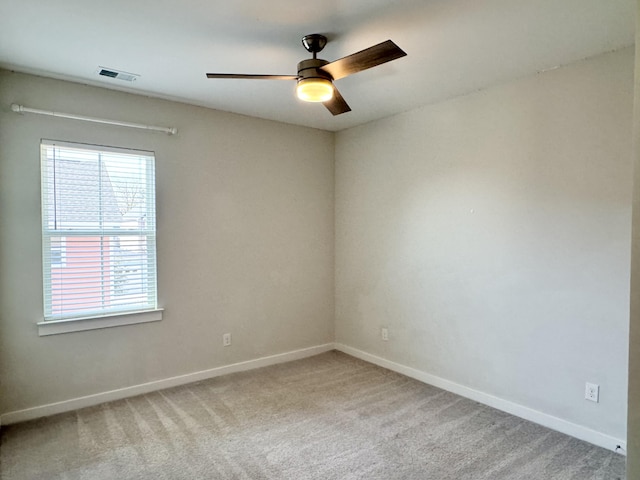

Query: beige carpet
[[0, 351, 626, 479]]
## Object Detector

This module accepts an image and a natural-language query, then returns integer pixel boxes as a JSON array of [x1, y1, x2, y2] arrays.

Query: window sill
[[37, 309, 163, 336]]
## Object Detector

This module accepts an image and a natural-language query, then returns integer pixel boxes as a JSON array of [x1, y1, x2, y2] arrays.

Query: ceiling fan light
[[296, 78, 334, 103]]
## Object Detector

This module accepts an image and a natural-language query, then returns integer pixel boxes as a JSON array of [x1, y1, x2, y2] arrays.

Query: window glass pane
[[41, 141, 157, 321]]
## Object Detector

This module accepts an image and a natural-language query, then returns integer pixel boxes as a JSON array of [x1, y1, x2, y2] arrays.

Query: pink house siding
[[50, 237, 112, 315]]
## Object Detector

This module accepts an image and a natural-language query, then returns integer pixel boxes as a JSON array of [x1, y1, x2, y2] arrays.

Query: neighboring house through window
[[49, 237, 66, 267], [40, 140, 159, 327]]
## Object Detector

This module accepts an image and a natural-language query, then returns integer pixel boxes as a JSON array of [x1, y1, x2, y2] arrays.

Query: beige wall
[[335, 48, 633, 442], [628, 1, 640, 473], [0, 71, 335, 414]]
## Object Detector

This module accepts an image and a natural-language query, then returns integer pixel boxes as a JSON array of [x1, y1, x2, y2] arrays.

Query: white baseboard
[[334, 343, 626, 454], [0, 343, 334, 426]]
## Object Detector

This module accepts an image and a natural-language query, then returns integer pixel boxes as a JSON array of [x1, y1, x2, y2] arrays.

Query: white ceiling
[[0, 0, 635, 132]]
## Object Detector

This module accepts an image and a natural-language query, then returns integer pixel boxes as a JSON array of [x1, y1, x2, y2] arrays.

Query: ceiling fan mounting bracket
[[301, 34, 328, 55]]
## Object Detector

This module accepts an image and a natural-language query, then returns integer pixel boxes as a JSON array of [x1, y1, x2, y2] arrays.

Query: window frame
[[38, 139, 162, 336]]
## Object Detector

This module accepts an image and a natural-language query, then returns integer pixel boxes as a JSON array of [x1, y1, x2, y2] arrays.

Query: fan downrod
[[302, 34, 327, 58]]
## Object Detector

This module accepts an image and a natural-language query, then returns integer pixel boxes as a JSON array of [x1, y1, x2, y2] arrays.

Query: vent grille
[[97, 67, 139, 82]]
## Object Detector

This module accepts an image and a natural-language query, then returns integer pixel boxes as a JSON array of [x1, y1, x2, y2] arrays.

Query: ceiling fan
[[206, 34, 407, 116]]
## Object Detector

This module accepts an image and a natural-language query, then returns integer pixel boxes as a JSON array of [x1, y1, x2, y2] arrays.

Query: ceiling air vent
[[97, 67, 139, 82]]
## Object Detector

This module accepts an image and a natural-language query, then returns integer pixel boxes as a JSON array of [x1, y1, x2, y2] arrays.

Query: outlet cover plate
[[381, 327, 388, 341], [585, 382, 599, 403]]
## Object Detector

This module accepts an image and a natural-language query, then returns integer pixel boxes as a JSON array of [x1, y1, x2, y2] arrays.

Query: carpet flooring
[[0, 351, 626, 479]]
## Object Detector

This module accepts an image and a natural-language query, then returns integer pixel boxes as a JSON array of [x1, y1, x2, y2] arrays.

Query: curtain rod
[[10, 104, 178, 135]]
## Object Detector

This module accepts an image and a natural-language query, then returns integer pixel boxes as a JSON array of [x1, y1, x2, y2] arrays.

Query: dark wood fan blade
[[206, 73, 299, 80], [320, 40, 406, 81], [323, 87, 351, 116]]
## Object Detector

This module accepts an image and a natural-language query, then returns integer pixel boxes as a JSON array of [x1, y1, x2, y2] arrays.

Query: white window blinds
[[41, 140, 158, 321]]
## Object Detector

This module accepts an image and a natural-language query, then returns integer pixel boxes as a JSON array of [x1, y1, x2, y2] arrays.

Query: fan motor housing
[[297, 59, 332, 81]]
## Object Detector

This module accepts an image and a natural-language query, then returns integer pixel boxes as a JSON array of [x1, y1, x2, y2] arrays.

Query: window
[[40, 140, 159, 330]]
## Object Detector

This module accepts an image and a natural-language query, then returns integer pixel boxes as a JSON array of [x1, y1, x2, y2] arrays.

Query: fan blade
[[206, 73, 298, 80], [323, 87, 351, 116], [320, 40, 406, 81]]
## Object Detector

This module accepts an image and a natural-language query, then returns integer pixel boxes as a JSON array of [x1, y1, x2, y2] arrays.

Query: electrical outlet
[[585, 382, 599, 403], [223, 333, 232, 347], [381, 327, 388, 341]]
